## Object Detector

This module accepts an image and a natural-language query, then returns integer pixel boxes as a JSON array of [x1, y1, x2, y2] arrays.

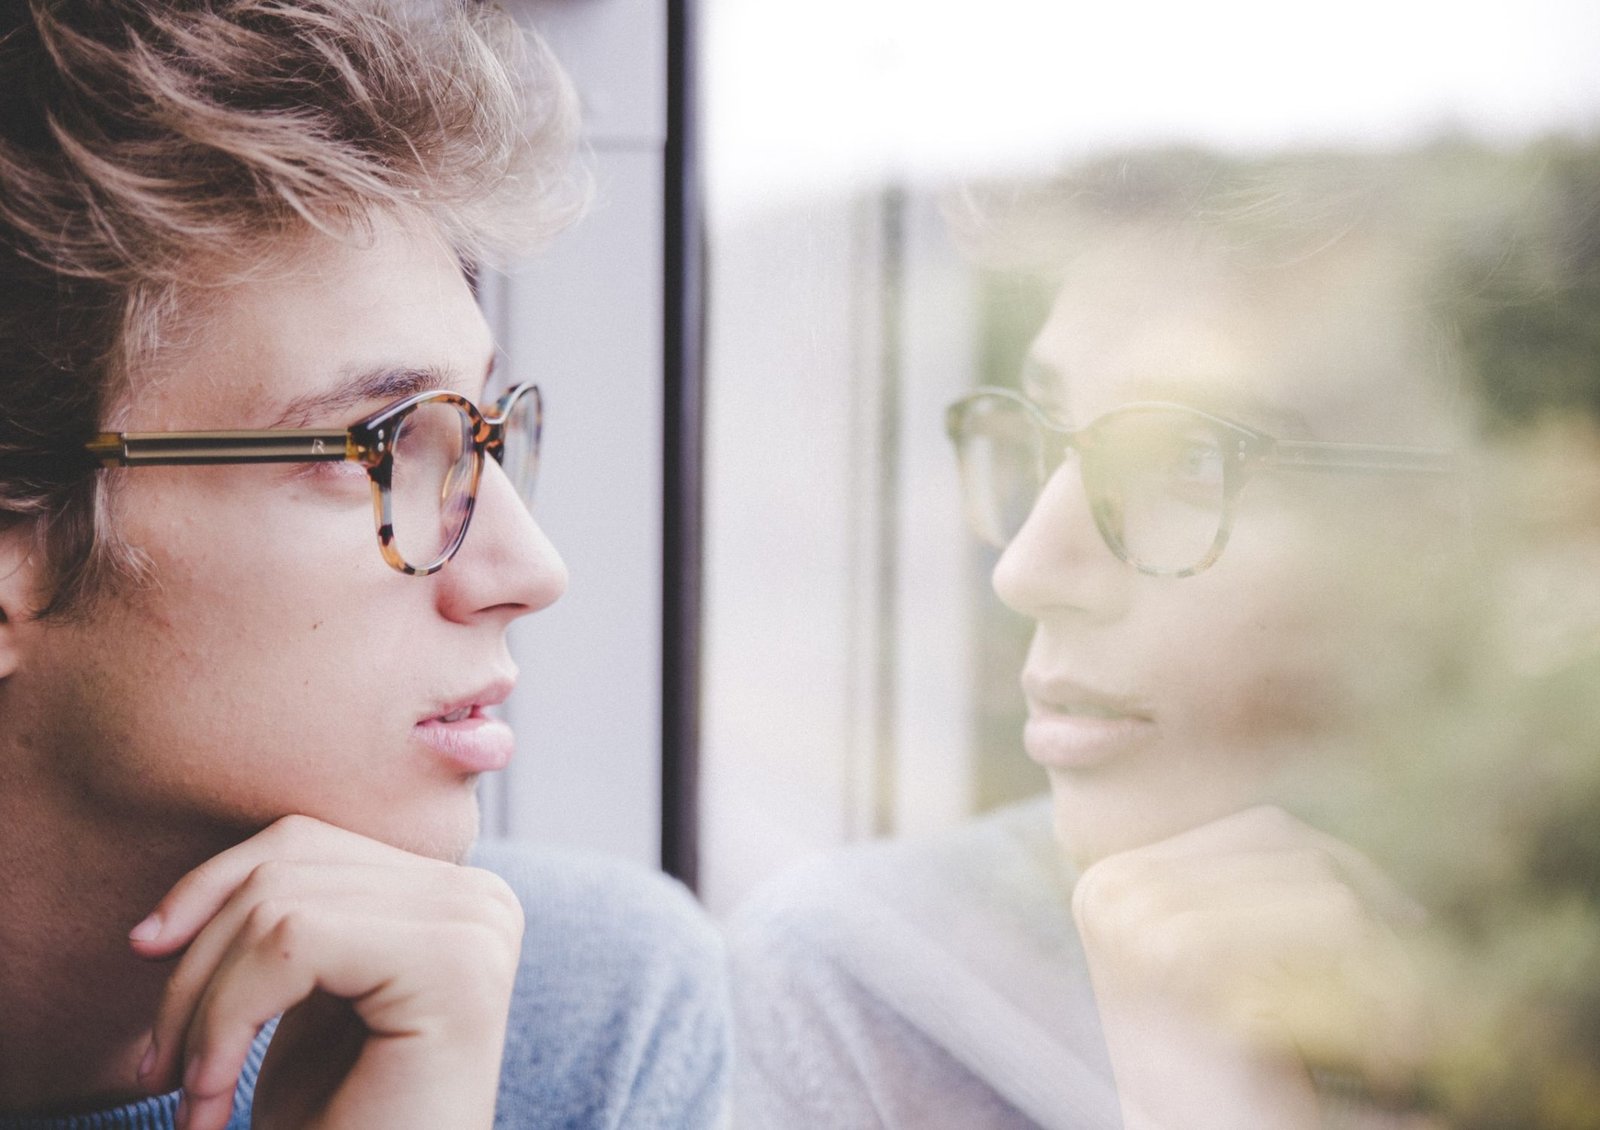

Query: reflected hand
[[129, 815, 523, 1130], [1071, 805, 1432, 1130]]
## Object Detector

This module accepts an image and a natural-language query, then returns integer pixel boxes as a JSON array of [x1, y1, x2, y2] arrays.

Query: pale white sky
[[705, 0, 1600, 216]]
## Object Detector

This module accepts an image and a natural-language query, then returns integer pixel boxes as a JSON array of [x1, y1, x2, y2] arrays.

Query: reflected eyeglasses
[[86, 382, 542, 576], [945, 387, 1457, 578]]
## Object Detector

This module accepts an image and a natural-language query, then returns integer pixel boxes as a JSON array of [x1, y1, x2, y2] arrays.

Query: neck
[[0, 767, 240, 1116]]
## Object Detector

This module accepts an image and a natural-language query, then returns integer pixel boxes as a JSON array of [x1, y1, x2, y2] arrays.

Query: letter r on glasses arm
[[84, 430, 367, 468]]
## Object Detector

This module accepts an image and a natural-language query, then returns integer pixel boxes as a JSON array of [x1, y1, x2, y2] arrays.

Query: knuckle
[[422, 920, 501, 987], [1140, 915, 1200, 976], [1292, 844, 1342, 883], [266, 812, 322, 842], [456, 868, 525, 934], [159, 961, 204, 1015], [1323, 881, 1368, 927], [1070, 859, 1115, 925], [261, 910, 308, 960], [241, 858, 294, 898], [183, 1055, 235, 1101], [451, 919, 521, 983], [485, 893, 525, 941], [1240, 803, 1296, 837], [460, 864, 509, 898], [1072, 853, 1154, 927], [1143, 913, 1231, 995], [242, 897, 294, 942]]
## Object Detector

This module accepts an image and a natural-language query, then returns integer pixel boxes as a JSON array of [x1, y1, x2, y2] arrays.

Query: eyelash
[[292, 460, 368, 488]]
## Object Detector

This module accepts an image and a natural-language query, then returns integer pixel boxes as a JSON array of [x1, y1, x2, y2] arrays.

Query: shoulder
[[471, 838, 721, 975], [469, 840, 731, 1130], [728, 795, 1071, 954], [725, 798, 1119, 1130]]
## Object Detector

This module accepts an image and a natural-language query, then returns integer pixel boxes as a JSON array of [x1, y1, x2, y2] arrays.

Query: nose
[[991, 459, 1132, 623], [434, 456, 566, 624]]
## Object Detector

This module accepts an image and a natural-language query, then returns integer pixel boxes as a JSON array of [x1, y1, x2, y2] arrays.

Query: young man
[[0, 2, 728, 1128]]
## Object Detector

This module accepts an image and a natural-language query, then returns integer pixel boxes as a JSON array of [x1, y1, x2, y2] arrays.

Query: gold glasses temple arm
[[86, 430, 357, 468], [1267, 440, 1457, 475]]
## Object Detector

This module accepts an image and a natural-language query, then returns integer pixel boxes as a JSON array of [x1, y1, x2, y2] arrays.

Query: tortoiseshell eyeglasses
[[946, 386, 1457, 578], [85, 383, 542, 576]]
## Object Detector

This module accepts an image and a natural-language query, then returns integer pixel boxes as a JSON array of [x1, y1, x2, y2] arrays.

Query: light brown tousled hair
[[0, 0, 580, 617]]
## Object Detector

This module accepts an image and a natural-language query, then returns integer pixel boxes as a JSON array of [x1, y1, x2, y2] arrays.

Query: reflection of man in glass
[[731, 147, 1600, 1128], [0, 3, 727, 1127]]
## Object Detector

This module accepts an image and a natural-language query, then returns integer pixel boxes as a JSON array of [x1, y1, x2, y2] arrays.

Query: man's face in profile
[[7, 213, 566, 862], [992, 232, 1473, 865]]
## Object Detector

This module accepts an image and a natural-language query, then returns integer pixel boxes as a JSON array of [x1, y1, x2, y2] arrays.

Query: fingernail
[[129, 913, 162, 943], [137, 1040, 157, 1084]]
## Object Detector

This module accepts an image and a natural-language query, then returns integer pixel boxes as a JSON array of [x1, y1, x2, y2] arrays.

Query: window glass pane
[[704, 2, 1600, 1126]]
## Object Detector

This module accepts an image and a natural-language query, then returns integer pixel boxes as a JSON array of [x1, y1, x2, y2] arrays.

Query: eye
[[1166, 437, 1225, 483], [292, 459, 369, 490], [1094, 415, 1220, 477]]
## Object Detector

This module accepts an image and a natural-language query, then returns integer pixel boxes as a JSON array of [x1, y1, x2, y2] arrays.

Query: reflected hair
[[0, 0, 582, 617], [945, 142, 1600, 433]]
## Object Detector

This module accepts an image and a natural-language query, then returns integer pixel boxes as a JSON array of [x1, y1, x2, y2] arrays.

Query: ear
[[0, 520, 39, 680]]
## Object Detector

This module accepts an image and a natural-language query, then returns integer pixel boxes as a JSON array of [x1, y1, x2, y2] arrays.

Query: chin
[[317, 792, 482, 864], [1046, 775, 1215, 868], [1049, 768, 1283, 868], [1047, 774, 1155, 868], [395, 804, 481, 864]]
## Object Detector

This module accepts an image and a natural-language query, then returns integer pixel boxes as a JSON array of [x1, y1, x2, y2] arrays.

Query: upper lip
[[1021, 672, 1152, 721], [421, 673, 516, 723]]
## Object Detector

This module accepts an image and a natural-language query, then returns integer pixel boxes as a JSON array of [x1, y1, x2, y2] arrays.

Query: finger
[[1136, 894, 1428, 1082], [1094, 881, 1375, 999], [178, 907, 481, 1130], [129, 815, 424, 959], [141, 860, 482, 1092], [1076, 846, 1353, 930], [1274, 923, 1434, 1090], [1140, 805, 1426, 928], [175, 904, 327, 1130]]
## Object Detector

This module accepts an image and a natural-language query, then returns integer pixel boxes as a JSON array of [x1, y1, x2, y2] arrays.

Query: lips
[[422, 676, 514, 723], [1020, 672, 1156, 770], [414, 675, 517, 775]]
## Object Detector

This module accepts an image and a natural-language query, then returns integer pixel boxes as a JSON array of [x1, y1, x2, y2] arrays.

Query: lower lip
[[414, 712, 515, 775], [1023, 711, 1155, 770]]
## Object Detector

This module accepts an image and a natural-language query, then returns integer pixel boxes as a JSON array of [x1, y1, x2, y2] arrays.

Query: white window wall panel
[[484, 148, 666, 867], [890, 193, 980, 838], [513, 0, 666, 147], [700, 203, 857, 911]]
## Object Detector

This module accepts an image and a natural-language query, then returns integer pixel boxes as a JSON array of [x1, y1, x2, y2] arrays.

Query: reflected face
[[994, 232, 1469, 865], [9, 213, 566, 861]]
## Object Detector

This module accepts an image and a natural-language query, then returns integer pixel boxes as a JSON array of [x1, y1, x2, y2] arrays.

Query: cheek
[[119, 463, 379, 579], [1158, 530, 1388, 750], [47, 591, 432, 839], [90, 487, 421, 786]]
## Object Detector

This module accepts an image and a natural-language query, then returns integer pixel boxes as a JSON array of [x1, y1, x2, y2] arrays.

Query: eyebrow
[[1020, 357, 1311, 437], [1121, 376, 1312, 437], [268, 356, 497, 428]]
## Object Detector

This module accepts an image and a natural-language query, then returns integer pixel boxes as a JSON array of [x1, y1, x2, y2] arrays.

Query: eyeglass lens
[[384, 391, 542, 572], [953, 395, 1229, 574], [495, 387, 541, 508], [390, 400, 478, 570]]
